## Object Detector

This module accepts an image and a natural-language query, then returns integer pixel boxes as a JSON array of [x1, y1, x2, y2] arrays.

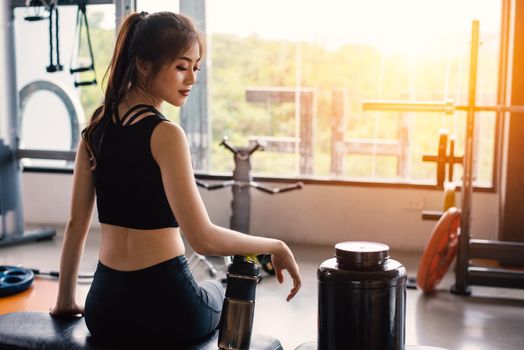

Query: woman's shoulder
[[151, 120, 188, 151], [153, 119, 184, 136], [150, 121, 190, 163]]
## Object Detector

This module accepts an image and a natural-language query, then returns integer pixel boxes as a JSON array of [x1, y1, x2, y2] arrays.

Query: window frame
[[21, 0, 513, 195]]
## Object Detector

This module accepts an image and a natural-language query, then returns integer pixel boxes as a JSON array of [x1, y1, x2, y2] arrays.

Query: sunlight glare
[[207, 0, 501, 58]]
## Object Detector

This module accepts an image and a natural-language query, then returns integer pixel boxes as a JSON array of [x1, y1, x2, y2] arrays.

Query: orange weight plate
[[417, 207, 461, 293]]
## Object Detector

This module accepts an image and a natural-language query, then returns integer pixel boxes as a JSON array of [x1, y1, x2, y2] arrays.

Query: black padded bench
[[294, 341, 448, 350], [0, 312, 283, 350]]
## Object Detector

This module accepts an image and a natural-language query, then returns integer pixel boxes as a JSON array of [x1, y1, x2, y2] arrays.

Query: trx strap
[[69, 0, 97, 87], [45, 1, 63, 73], [23, 1, 62, 73]]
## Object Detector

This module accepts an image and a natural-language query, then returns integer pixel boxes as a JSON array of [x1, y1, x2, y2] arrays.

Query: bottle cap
[[335, 241, 390, 270], [228, 255, 260, 276]]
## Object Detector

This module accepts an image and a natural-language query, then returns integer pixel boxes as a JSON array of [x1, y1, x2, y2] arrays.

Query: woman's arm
[[50, 141, 96, 315], [152, 122, 301, 300]]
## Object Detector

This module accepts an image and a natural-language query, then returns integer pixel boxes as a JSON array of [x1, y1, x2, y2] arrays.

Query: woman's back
[[99, 224, 184, 271], [95, 105, 186, 271], [94, 105, 177, 228]]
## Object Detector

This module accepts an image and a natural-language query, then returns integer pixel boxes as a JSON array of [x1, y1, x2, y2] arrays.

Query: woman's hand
[[271, 241, 302, 301], [49, 302, 84, 318]]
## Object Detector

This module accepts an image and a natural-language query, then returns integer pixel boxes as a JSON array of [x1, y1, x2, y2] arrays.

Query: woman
[[50, 11, 301, 347]]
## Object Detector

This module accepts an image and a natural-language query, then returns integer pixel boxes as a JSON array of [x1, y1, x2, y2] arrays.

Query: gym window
[[17, 0, 503, 190], [203, 0, 502, 188]]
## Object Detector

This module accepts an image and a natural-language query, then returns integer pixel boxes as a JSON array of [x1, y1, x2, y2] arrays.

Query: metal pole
[[180, 0, 209, 171], [456, 105, 524, 112], [362, 100, 455, 114], [362, 101, 524, 114], [114, 0, 136, 30], [452, 20, 480, 295], [5, 2, 18, 150], [1, 1, 24, 238]]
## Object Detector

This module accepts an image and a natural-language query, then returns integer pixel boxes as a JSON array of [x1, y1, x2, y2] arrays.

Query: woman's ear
[[136, 58, 151, 77]]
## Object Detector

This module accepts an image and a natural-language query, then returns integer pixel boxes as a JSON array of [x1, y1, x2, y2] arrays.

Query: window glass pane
[[15, 4, 115, 167], [207, 0, 501, 186]]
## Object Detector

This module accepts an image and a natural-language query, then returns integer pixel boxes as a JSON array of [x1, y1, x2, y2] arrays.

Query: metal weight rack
[[363, 20, 524, 294]]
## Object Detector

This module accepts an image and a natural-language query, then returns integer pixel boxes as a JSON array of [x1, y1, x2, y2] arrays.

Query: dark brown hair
[[81, 11, 205, 168]]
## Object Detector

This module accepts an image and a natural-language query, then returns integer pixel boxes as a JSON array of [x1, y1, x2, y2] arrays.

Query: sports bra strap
[[123, 106, 162, 126], [115, 104, 156, 126]]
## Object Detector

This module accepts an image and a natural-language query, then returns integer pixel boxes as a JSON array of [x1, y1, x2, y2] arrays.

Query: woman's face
[[150, 42, 201, 107]]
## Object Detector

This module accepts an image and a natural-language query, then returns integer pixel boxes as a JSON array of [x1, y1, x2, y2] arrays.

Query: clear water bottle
[[218, 255, 260, 350], [318, 241, 407, 350]]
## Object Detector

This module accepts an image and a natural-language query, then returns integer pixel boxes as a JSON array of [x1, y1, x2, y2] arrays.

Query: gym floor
[[1, 227, 524, 350]]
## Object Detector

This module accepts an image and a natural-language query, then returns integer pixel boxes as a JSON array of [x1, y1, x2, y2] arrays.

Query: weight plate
[[417, 208, 461, 293], [0, 266, 35, 297]]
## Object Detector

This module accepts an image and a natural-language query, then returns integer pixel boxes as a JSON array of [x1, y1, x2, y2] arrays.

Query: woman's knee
[[199, 280, 225, 311]]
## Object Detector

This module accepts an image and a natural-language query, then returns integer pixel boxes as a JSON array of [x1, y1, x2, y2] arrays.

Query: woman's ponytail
[[81, 12, 145, 168]]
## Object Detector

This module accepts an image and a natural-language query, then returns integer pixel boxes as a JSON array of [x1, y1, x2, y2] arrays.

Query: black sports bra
[[92, 104, 179, 229]]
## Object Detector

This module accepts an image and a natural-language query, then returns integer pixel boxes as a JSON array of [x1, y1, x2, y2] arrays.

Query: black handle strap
[[45, 4, 63, 73], [69, 0, 97, 87], [74, 80, 97, 87], [24, 4, 46, 22]]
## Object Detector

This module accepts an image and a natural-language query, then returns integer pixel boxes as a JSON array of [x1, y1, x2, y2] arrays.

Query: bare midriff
[[98, 223, 186, 271]]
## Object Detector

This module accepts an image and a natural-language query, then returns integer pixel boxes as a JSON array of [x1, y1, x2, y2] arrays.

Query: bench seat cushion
[[0, 312, 282, 350]]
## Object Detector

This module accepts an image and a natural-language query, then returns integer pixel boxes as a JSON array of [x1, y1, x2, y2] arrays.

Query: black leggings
[[84, 256, 224, 348]]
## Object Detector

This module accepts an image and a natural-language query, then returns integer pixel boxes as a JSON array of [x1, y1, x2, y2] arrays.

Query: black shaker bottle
[[218, 255, 260, 350]]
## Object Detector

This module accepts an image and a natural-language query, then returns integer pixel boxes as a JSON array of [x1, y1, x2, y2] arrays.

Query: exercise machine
[[0, 0, 115, 248], [363, 20, 524, 294], [192, 137, 303, 276], [0, 0, 102, 247], [0, 79, 82, 247]]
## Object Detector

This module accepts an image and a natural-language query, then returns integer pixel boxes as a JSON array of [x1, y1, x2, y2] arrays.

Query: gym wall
[[22, 172, 498, 251]]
